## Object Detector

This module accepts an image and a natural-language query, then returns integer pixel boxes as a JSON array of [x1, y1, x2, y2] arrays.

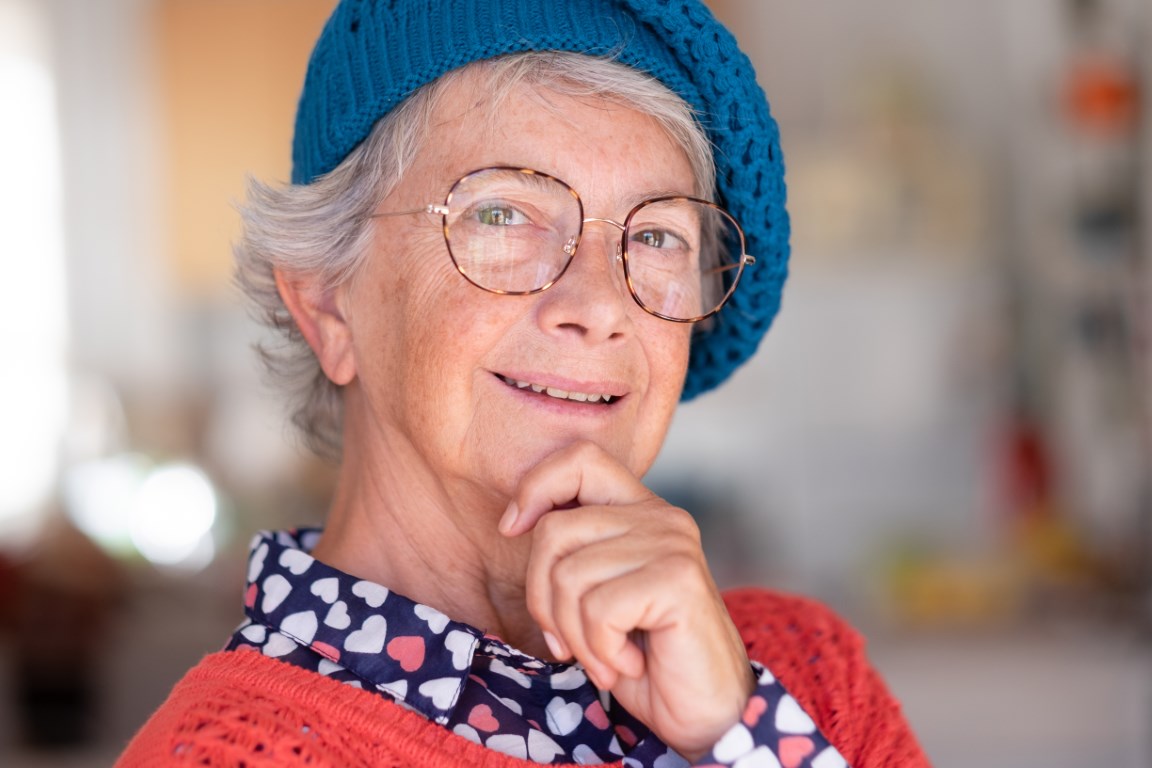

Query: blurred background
[[0, 0, 1150, 765]]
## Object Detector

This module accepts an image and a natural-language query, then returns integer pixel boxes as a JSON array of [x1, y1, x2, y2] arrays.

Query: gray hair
[[234, 51, 716, 460]]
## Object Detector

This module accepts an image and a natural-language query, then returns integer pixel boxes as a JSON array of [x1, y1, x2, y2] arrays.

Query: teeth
[[500, 375, 614, 404]]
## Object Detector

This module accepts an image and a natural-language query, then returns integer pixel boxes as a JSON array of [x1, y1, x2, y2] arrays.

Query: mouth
[[496, 374, 619, 405]]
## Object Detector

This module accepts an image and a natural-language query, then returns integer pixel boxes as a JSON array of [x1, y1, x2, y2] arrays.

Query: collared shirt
[[225, 529, 847, 767]]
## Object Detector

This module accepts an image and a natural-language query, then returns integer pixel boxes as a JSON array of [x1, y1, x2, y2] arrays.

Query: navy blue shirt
[[225, 529, 847, 767]]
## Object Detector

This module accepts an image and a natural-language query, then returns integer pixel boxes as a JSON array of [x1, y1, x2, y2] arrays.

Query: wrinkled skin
[[277, 70, 753, 760]]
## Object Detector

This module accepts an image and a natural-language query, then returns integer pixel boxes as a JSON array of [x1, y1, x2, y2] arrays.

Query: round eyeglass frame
[[370, 166, 756, 323]]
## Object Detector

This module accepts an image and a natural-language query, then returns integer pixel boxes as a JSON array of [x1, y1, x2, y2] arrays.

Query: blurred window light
[[63, 456, 221, 571], [129, 463, 218, 567], [62, 453, 151, 555], [0, 0, 68, 539]]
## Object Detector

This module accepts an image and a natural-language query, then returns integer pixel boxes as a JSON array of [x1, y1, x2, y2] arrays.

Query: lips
[[496, 374, 618, 404]]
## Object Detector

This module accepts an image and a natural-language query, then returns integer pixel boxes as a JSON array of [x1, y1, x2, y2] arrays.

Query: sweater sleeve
[[723, 588, 931, 768]]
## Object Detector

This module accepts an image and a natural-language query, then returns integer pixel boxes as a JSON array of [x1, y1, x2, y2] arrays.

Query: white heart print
[[712, 724, 754, 763], [345, 615, 388, 654], [444, 629, 476, 671], [811, 748, 848, 768], [247, 542, 268, 583], [261, 631, 297, 658], [352, 580, 389, 608], [310, 577, 339, 604], [452, 723, 481, 745], [731, 747, 780, 768], [489, 658, 531, 688], [527, 730, 564, 763], [324, 600, 351, 630], [280, 610, 318, 645], [261, 574, 292, 613], [775, 694, 816, 734], [485, 734, 527, 760], [278, 548, 313, 575], [545, 696, 583, 736], [240, 624, 266, 643], [550, 666, 587, 690], [377, 679, 409, 700], [417, 677, 461, 710], [414, 603, 450, 634], [573, 744, 603, 765]]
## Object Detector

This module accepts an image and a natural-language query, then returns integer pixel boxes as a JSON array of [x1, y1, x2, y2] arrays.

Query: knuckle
[[523, 577, 551, 625], [533, 510, 564, 539], [551, 553, 581, 588], [664, 506, 701, 539], [571, 440, 602, 460], [579, 590, 611, 644], [661, 551, 707, 587]]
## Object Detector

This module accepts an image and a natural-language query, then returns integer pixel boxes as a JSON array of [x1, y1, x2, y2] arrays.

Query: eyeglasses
[[370, 166, 755, 323]]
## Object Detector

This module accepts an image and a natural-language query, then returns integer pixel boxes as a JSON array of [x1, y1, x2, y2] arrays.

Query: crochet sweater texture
[[117, 588, 929, 767]]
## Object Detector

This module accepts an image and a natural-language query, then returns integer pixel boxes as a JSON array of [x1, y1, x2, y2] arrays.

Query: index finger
[[498, 441, 651, 536]]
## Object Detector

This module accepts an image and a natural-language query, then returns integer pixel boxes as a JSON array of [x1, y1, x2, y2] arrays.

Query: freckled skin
[[289, 70, 750, 761], [299, 71, 693, 638], [341, 80, 693, 505]]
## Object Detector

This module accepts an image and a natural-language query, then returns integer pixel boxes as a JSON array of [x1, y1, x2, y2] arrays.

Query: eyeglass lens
[[443, 167, 745, 322]]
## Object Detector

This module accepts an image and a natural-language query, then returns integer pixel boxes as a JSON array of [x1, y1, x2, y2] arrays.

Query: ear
[[274, 268, 357, 386]]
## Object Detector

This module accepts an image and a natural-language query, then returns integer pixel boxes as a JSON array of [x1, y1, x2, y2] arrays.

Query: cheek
[[627, 321, 691, 471], [650, 322, 693, 386], [350, 235, 458, 394]]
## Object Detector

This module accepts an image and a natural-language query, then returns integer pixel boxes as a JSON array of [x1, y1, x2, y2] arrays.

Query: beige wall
[[154, 0, 336, 295]]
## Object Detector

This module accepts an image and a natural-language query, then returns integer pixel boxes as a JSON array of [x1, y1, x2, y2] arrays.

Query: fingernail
[[498, 501, 519, 535], [542, 631, 565, 660]]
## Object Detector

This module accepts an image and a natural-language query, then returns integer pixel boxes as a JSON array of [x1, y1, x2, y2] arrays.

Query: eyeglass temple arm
[[704, 254, 756, 275], [369, 203, 450, 219]]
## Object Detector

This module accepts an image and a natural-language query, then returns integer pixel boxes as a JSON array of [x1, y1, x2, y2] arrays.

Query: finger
[[542, 531, 661, 685], [523, 507, 643, 669], [579, 560, 685, 681], [499, 441, 651, 536], [523, 504, 698, 672], [601, 554, 750, 706]]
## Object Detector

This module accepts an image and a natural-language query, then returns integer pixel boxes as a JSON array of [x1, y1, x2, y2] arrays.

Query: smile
[[497, 374, 617, 404]]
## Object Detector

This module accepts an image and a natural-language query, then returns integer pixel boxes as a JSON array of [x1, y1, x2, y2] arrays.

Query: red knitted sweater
[[116, 588, 929, 767]]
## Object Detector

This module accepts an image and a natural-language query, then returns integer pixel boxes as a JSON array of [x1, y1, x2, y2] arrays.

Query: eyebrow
[[623, 187, 695, 206], [484, 164, 697, 210]]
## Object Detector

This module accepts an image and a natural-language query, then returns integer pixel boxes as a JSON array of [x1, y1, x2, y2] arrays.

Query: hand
[[499, 441, 755, 762]]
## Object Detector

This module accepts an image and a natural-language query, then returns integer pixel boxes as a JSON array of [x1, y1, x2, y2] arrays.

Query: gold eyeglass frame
[[369, 166, 755, 323]]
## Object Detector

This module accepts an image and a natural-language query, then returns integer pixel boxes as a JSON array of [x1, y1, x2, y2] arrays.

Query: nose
[[535, 219, 631, 344]]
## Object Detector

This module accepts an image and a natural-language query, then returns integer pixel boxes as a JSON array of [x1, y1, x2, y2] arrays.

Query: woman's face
[[337, 73, 695, 500]]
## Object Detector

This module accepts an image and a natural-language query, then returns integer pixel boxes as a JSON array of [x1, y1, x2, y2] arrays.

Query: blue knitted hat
[[292, 0, 788, 400]]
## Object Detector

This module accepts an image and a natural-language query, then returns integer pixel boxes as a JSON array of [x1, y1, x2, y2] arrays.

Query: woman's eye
[[476, 204, 525, 226], [633, 228, 686, 250]]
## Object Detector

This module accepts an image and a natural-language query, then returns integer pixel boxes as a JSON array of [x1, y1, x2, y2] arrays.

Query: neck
[[309, 431, 549, 657]]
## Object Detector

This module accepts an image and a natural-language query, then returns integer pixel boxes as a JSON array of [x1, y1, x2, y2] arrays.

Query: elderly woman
[[119, 1, 928, 766]]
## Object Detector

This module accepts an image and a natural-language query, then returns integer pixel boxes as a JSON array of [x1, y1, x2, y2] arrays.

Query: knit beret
[[293, 0, 788, 400]]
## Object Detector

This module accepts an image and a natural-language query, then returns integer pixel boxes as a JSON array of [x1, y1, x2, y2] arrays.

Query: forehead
[[410, 73, 696, 209]]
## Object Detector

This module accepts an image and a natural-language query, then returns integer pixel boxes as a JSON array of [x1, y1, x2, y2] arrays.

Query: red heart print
[[742, 694, 769, 727], [614, 725, 637, 747], [585, 699, 609, 730], [467, 704, 500, 732], [780, 735, 815, 768], [386, 635, 426, 672], [311, 641, 341, 662]]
